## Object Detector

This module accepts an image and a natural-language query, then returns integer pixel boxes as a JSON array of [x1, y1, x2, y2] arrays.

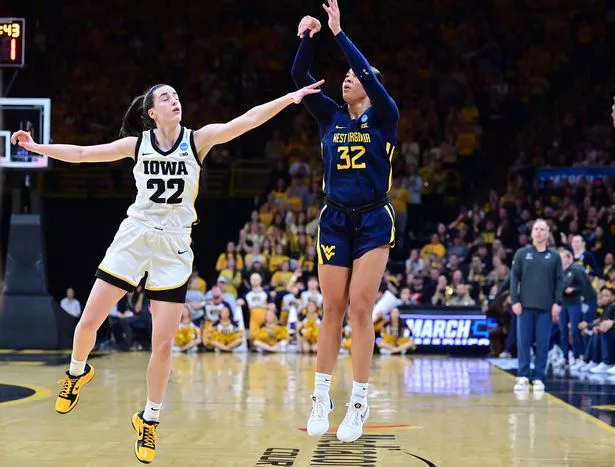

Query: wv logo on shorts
[[321, 245, 336, 261]]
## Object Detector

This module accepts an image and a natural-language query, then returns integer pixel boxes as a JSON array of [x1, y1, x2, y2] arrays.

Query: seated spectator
[[174, 306, 201, 353], [206, 306, 245, 353], [206, 277, 238, 319], [449, 284, 476, 306], [378, 308, 416, 355], [297, 301, 320, 354], [421, 233, 446, 258], [185, 278, 207, 327], [431, 275, 451, 305], [271, 260, 294, 292], [215, 241, 244, 272], [269, 243, 290, 273], [217, 256, 242, 298], [189, 269, 207, 293], [576, 287, 615, 374], [109, 297, 135, 351], [245, 244, 269, 271], [60, 287, 82, 319], [406, 249, 425, 275], [252, 309, 289, 353], [300, 276, 323, 309], [203, 286, 234, 323]]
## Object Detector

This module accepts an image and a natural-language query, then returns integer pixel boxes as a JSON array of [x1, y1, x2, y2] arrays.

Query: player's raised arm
[[192, 81, 324, 160], [323, 0, 399, 124], [11, 130, 136, 163], [291, 15, 338, 124]]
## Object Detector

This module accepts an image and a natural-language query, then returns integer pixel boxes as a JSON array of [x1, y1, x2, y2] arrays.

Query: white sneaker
[[336, 401, 369, 442], [590, 362, 612, 374], [606, 366, 615, 376], [532, 380, 545, 392], [307, 395, 334, 437], [570, 359, 586, 371], [584, 361, 597, 372], [514, 377, 530, 393]]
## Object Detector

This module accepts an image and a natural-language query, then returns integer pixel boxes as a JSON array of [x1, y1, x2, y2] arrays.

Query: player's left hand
[[322, 0, 342, 35], [551, 303, 561, 322], [289, 79, 325, 104], [612, 97, 615, 128]]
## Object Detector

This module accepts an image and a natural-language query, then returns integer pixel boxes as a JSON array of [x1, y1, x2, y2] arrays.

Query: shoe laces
[[342, 403, 363, 427], [310, 396, 326, 420], [58, 375, 78, 398], [142, 422, 157, 449]]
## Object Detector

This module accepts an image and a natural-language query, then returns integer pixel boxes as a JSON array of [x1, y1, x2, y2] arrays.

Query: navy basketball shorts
[[316, 201, 395, 268]]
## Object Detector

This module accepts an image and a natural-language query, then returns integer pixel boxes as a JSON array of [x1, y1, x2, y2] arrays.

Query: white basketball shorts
[[95, 217, 193, 303]]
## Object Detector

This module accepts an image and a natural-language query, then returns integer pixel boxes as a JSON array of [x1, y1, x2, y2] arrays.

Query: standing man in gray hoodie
[[510, 219, 563, 393]]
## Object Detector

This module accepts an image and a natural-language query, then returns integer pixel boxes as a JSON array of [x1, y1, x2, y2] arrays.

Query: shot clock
[[0, 18, 25, 67]]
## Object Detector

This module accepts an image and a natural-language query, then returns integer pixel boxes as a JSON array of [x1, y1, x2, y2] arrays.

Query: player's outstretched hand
[[298, 15, 322, 38], [322, 0, 342, 35], [289, 80, 325, 104], [11, 130, 38, 152]]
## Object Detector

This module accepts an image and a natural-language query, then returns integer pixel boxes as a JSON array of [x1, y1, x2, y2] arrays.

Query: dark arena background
[[1, 1, 615, 466]]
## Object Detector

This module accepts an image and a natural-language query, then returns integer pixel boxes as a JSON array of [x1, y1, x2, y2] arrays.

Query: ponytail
[[119, 95, 146, 137], [119, 83, 166, 137]]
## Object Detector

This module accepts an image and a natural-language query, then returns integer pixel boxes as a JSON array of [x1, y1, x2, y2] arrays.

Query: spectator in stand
[[206, 306, 245, 353], [173, 307, 201, 353], [252, 309, 289, 353], [189, 269, 207, 294], [449, 284, 476, 307], [571, 235, 601, 278], [421, 233, 446, 259], [377, 308, 415, 355], [217, 256, 242, 298], [185, 278, 207, 327], [580, 287, 615, 375], [60, 287, 82, 320], [405, 249, 425, 275], [388, 178, 410, 245], [215, 241, 244, 273]]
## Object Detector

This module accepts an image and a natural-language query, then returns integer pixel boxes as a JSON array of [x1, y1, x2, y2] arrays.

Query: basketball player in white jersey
[[11, 80, 323, 464]]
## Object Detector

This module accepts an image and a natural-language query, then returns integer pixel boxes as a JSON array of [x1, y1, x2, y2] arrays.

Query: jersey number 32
[[147, 178, 185, 204]]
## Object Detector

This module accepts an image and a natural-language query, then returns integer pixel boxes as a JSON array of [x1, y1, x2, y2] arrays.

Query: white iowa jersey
[[126, 127, 201, 229]]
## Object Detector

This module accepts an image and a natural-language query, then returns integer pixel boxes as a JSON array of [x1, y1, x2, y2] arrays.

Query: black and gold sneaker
[[55, 363, 95, 414], [131, 411, 158, 464]]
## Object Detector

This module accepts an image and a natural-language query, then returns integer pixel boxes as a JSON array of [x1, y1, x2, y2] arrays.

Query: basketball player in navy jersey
[[11, 80, 322, 463], [291, 0, 399, 442]]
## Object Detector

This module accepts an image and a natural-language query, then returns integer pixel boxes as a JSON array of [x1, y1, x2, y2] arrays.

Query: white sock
[[143, 399, 162, 422], [69, 357, 87, 377], [351, 381, 368, 405], [314, 372, 332, 398]]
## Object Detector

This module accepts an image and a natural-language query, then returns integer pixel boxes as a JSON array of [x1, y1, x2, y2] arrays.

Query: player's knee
[[349, 303, 372, 326], [75, 317, 99, 335], [322, 307, 344, 329], [151, 337, 174, 360]]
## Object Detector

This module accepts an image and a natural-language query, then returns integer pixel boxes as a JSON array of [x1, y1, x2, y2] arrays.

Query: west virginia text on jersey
[[127, 127, 201, 230], [322, 109, 396, 206]]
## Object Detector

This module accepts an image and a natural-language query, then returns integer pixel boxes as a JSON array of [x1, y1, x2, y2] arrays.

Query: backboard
[[0, 97, 50, 169]]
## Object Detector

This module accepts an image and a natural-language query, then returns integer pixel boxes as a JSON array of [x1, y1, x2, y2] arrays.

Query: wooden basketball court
[[2, 352, 615, 466]]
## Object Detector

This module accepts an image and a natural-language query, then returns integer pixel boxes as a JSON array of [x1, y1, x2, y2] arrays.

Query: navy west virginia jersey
[[321, 105, 396, 206], [292, 30, 400, 267]]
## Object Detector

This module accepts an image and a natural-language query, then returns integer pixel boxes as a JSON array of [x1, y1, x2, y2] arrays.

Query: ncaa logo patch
[[360, 114, 368, 123], [180, 142, 189, 151]]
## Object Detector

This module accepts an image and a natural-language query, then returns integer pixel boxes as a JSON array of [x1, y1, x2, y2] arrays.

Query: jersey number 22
[[147, 178, 185, 204]]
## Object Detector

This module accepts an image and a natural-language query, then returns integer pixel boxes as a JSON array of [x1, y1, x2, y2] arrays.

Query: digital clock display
[[0, 18, 25, 67]]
